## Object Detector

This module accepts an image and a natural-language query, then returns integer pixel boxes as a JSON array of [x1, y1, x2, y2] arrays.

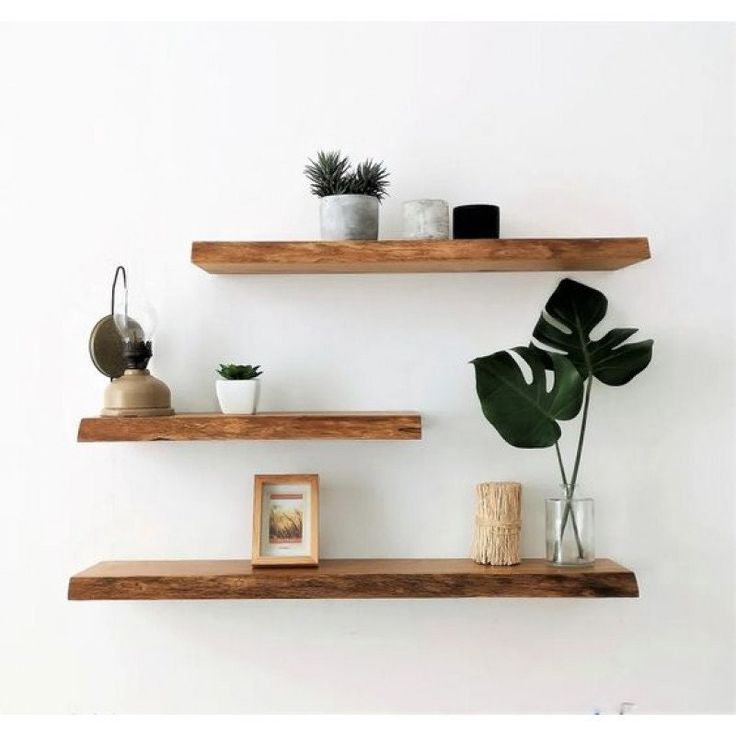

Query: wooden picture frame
[[252, 474, 319, 567]]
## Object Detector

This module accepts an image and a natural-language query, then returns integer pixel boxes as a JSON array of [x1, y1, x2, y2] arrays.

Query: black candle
[[452, 204, 500, 239]]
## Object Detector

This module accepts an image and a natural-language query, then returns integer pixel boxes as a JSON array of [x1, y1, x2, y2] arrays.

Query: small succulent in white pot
[[215, 363, 262, 414], [304, 150, 390, 240]]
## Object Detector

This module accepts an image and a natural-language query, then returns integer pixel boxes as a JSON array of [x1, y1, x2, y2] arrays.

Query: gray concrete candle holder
[[320, 194, 379, 240], [402, 199, 450, 240]]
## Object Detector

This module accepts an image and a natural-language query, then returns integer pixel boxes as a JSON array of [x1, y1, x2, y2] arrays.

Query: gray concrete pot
[[402, 199, 449, 240], [320, 194, 379, 240]]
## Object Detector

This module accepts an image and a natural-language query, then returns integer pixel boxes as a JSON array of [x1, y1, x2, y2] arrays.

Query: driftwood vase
[[471, 482, 521, 565]]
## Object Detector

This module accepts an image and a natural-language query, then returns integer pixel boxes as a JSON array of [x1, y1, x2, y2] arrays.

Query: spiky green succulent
[[304, 150, 390, 201], [216, 363, 263, 380], [346, 159, 390, 200], [304, 150, 351, 198]]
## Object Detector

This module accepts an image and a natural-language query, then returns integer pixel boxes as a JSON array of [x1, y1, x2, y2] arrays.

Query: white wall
[[0, 22, 734, 714]]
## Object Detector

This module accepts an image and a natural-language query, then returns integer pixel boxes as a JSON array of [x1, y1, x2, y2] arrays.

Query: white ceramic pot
[[216, 379, 260, 414], [320, 194, 379, 240]]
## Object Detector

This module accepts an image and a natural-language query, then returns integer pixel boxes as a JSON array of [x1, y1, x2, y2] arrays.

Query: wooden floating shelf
[[191, 238, 650, 274], [68, 558, 638, 600], [77, 412, 421, 442]]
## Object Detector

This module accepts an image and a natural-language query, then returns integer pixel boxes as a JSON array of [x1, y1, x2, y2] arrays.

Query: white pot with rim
[[216, 379, 260, 414]]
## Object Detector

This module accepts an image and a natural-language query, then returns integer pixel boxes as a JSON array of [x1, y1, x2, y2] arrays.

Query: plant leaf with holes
[[471, 346, 584, 448], [532, 278, 653, 386]]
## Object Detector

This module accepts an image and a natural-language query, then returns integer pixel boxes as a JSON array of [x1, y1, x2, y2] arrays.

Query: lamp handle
[[111, 265, 128, 318]]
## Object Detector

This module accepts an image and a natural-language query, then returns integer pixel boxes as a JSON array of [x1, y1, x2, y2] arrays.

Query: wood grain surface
[[191, 238, 650, 274], [77, 412, 422, 442], [68, 558, 639, 599]]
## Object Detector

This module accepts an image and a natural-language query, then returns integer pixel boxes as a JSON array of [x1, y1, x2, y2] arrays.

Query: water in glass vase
[[545, 486, 594, 565]]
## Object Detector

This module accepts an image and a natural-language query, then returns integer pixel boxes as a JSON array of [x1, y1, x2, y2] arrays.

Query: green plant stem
[[554, 441, 568, 486], [554, 441, 584, 561], [571, 376, 593, 488], [558, 376, 593, 559], [562, 486, 585, 560]]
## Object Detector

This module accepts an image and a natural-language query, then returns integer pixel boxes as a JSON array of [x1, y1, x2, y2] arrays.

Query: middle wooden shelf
[[77, 411, 422, 442]]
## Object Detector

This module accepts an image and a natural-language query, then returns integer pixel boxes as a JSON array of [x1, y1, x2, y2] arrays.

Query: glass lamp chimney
[[111, 266, 157, 370]]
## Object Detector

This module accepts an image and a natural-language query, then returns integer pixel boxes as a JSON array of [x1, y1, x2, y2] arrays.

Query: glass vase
[[545, 487, 594, 566]]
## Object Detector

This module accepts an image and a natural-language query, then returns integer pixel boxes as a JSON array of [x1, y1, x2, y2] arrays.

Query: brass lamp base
[[101, 406, 175, 417], [102, 369, 174, 417]]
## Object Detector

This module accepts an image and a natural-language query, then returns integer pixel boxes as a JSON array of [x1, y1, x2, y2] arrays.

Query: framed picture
[[252, 474, 319, 567]]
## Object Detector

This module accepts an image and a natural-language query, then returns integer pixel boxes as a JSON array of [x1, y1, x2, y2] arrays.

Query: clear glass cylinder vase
[[545, 487, 594, 566]]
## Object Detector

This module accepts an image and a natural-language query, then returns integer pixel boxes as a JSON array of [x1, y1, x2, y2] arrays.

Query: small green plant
[[304, 150, 390, 201], [216, 363, 262, 380]]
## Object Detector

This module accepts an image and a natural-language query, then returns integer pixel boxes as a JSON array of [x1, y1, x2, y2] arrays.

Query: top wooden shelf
[[191, 238, 650, 274]]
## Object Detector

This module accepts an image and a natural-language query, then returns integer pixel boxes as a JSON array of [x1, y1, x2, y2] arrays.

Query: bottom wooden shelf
[[68, 558, 638, 600]]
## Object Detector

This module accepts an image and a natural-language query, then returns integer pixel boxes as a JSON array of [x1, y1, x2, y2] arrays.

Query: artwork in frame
[[252, 474, 319, 567]]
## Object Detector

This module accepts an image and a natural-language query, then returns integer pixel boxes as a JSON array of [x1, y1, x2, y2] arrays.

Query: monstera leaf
[[471, 346, 584, 448], [532, 278, 653, 386]]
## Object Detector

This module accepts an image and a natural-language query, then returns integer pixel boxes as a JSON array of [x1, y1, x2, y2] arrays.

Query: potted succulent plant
[[304, 150, 390, 240], [215, 363, 262, 414], [471, 279, 653, 566]]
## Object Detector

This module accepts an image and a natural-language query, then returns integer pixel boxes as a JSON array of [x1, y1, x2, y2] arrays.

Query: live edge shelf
[[77, 412, 421, 442], [191, 237, 650, 274], [68, 558, 639, 600]]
